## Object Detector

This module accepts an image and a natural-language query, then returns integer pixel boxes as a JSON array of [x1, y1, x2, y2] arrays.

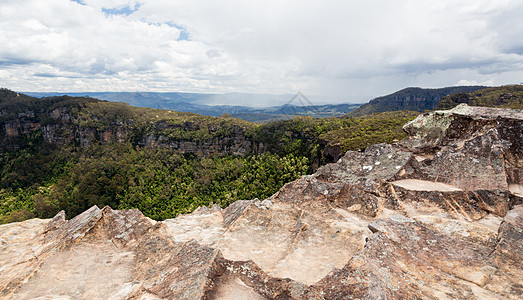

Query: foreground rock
[[0, 104, 521, 299]]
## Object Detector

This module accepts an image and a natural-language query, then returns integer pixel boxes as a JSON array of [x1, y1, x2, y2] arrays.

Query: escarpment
[[0, 92, 256, 156], [0, 104, 522, 299]]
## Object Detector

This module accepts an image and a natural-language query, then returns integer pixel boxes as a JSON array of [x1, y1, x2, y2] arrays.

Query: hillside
[[1, 104, 521, 299], [0, 88, 415, 224], [435, 84, 523, 110], [25, 91, 360, 122], [230, 103, 361, 122], [349, 86, 486, 116], [0, 89, 255, 154]]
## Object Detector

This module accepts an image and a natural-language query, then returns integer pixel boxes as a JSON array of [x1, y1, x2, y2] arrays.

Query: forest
[[0, 88, 418, 223], [6, 84, 520, 224]]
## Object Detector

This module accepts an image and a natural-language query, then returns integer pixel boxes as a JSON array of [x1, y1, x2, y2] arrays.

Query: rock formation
[[0, 104, 522, 299]]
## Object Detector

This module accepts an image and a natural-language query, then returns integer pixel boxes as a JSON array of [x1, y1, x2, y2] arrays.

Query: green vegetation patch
[[436, 85, 523, 110], [0, 143, 309, 222], [0, 89, 419, 224], [319, 111, 419, 152], [253, 111, 418, 162]]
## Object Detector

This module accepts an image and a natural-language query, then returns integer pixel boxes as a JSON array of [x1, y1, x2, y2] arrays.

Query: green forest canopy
[[0, 89, 419, 223]]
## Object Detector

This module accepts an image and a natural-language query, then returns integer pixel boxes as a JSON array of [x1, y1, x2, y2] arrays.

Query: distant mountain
[[24, 91, 214, 106], [349, 86, 487, 116], [24, 92, 360, 122], [24, 91, 218, 114], [229, 103, 361, 122], [23, 92, 294, 108], [435, 85, 523, 110]]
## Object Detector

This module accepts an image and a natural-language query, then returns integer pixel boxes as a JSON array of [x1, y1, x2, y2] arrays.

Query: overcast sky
[[1, 0, 522, 104]]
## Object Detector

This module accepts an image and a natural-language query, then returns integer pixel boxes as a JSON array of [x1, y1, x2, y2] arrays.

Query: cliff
[[349, 86, 486, 116], [0, 89, 255, 156], [1, 104, 521, 299]]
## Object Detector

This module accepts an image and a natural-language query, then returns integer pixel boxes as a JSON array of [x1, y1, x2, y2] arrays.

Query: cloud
[[0, 0, 522, 103], [102, 3, 141, 16]]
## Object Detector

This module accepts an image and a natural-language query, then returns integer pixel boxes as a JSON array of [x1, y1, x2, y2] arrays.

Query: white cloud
[[0, 0, 522, 104]]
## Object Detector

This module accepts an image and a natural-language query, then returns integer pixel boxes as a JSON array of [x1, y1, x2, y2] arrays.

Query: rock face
[[0, 104, 522, 299], [0, 92, 255, 156], [402, 104, 523, 195]]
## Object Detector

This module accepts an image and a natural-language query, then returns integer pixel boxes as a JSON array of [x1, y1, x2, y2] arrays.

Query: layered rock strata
[[0, 104, 521, 299]]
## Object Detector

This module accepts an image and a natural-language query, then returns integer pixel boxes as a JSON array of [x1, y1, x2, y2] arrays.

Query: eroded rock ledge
[[1, 104, 522, 299]]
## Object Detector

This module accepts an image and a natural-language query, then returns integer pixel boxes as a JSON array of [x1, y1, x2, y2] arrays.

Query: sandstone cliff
[[0, 104, 521, 299], [0, 91, 255, 156]]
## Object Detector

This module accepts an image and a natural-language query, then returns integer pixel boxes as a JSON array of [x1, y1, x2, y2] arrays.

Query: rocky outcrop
[[0, 104, 521, 299], [402, 104, 523, 194]]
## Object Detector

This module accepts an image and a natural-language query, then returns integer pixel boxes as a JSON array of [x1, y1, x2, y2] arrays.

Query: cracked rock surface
[[1, 104, 522, 299]]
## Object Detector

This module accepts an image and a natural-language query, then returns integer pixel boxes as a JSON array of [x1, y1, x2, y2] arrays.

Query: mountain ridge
[[349, 85, 487, 116], [435, 84, 523, 110], [24, 91, 360, 122], [27, 85, 496, 122]]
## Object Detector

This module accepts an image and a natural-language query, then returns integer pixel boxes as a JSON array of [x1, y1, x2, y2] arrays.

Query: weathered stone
[[0, 207, 314, 299], [0, 218, 50, 298], [402, 104, 523, 192], [0, 105, 522, 299], [487, 205, 523, 298], [315, 143, 416, 184], [164, 193, 372, 285], [386, 183, 512, 220], [314, 214, 521, 299], [493, 205, 523, 265], [205, 255, 321, 299]]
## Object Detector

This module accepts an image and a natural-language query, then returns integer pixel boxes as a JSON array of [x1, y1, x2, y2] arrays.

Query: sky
[[1, 0, 523, 104]]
